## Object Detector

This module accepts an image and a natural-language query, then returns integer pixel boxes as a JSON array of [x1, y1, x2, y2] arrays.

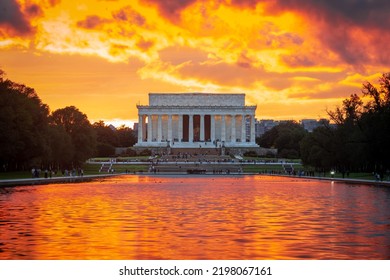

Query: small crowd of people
[[31, 167, 84, 178]]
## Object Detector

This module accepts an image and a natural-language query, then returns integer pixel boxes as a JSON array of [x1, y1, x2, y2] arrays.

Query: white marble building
[[135, 93, 258, 148]]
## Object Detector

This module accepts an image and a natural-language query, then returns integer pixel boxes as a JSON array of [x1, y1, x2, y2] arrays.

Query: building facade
[[300, 118, 330, 132], [135, 93, 258, 148]]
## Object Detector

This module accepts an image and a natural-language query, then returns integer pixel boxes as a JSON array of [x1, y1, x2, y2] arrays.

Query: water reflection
[[1, 175, 390, 259]]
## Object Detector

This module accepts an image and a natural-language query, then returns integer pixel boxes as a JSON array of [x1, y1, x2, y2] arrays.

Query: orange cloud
[[77, 15, 110, 29], [1, 0, 389, 124], [0, 0, 35, 36]]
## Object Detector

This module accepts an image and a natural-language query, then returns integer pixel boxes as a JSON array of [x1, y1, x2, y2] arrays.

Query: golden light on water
[[1, 175, 389, 259]]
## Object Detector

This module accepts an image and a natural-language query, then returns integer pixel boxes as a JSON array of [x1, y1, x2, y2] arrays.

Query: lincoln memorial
[[135, 93, 259, 148]]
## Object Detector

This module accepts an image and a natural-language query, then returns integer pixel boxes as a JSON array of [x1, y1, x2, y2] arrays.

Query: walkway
[[0, 174, 121, 188]]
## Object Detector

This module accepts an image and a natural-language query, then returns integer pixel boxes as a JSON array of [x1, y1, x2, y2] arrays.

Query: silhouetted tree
[[258, 121, 307, 158], [92, 121, 118, 157], [116, 125, 137, 147], [51, 106, 96, 165], [302, 73, 390, 177], [0, 70, 50, 170]]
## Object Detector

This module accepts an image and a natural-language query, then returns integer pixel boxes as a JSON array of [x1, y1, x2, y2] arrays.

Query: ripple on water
[[1, 175, 390, 259]]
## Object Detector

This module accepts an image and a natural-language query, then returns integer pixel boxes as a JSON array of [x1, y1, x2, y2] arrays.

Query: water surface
[[1, 175, 389, 259]]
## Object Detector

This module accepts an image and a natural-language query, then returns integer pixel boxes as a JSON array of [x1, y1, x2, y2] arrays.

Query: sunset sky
[[1, 0, 389, 127]]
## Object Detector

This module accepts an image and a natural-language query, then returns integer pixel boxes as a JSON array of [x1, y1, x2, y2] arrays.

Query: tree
[[45, 124, 74, 169], [93, 121, 118, 146], [116, 125, 137, 147], [92, 121, 118, 157], [0, 70, 50, 170], [303, 73, 390, 177], [258, 121, 307, 158], [300, 126, 335, 171], [51, 106, 97, 165]]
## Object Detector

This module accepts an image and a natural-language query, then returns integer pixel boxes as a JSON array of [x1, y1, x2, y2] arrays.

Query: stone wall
[[149, 93, 245, 106]]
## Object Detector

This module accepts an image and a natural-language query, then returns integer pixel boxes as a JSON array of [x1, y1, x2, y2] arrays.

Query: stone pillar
[[147, 114, 153, 142], [231, 115, 236, 143], [168, 114, 172, 143], [221, 114, 226, 142], [189, 114, 194, 142], [250, 115, 256, 143], [178, 114, 183, 142], [210, 115, 215, 143], [200, 114, 205, 141], [241, 114, 246, 142], [138, 114, 143, 143], [157, 115, 162, 142]]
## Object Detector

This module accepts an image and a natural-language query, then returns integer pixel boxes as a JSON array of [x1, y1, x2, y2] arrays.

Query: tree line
[[258, 73, 390, 178], [301, 73, 390, 179], [0, 69, 136, 172]]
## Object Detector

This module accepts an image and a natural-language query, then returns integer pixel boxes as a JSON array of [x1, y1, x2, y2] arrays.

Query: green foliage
[[0, 71, 50, 170], [116, 125, 137, 147], [96, 143, 115, 157], [302, 73, 390, 177], [258, 121, 307, 159], [0, 69, 101, 171], [51, 106, 97, 165], [123, 148, 137, 157], [139, 149, 152, 156], [93, 121, 119, 147], [91, 121, 137, 157], [243, 150, 258, 157]]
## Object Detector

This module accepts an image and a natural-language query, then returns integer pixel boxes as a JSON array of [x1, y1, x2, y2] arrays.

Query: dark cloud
[[112, 6, 146, 26], [279, 0, 390, 29], [265, 0, 390, 66], [237, 52, 254, 69], [136, 37, 154, 51], [141, 0, 197, 21], [265, 32, 303, 48], [47, 0, 61, 6], [229, 0, 259, 8], [282, 54, 315, 67], [77, 15, 110, 29], [25, 4, 43, 17], [142, 0, 390, 66], [0, 0, 33, 35]]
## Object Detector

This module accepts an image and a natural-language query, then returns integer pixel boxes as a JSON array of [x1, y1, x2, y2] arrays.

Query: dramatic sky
[[1, 0, 389, 126]]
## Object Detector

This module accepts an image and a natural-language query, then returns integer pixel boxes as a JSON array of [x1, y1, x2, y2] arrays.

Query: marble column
[[241, 114, 246, 142], [231, 115, 236, 143], [250, 115, 256, 143], [147, 114, 153, 142], [138, 114, 143, 143], [189, 114, 194, 142], [157, 115, 162, 142], [221, 114, 226, 142], [178, 114, 183, 142], [200, 114, 205, 141], [168, 114, 172, 143], [210, 115, 215, 143]]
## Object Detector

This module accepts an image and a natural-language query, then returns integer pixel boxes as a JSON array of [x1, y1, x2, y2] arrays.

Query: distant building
[[300, 118, 329, 132], [255, 119, 279, 137], [254, 118, 331, 137]]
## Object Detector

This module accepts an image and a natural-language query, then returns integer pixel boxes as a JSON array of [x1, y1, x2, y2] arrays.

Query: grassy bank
[[1, 160, 386, 182], [0, 164, 149, 180]]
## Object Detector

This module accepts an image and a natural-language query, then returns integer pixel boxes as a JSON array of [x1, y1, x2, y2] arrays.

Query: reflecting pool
[[1, 175, 390, 259]]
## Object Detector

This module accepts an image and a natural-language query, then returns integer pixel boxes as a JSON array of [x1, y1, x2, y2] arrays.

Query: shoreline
[[1, 172, 390, 188], [0, 173, 122, 188]]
